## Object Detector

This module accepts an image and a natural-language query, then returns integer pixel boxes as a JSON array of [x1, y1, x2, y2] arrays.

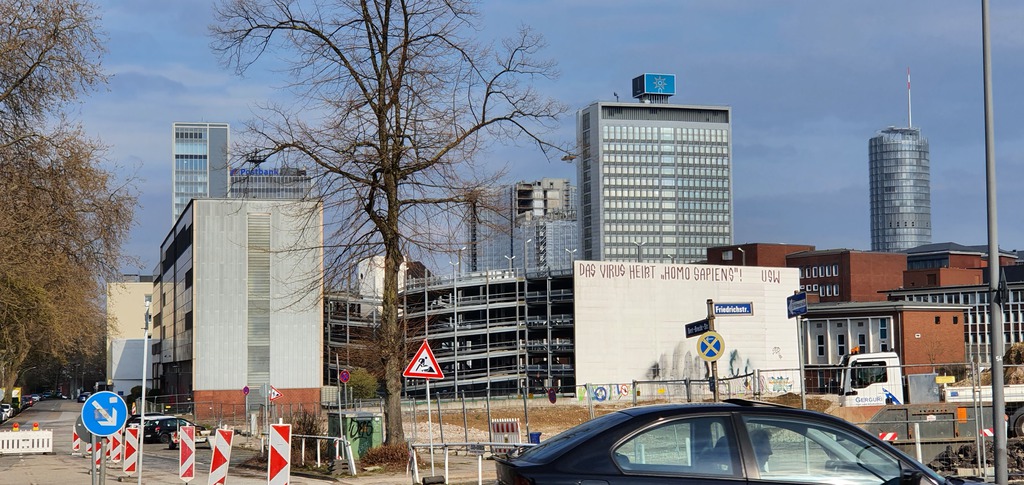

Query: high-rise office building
[[868, 127, 930, 252], [468, 178, 578, 273], [576, 74, 732, 263], [172, 122, 230, 222]]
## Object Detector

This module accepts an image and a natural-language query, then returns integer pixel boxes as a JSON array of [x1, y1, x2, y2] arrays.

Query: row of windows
[[602, 164, 729, 177], [602, 155, 729, 167], [603, 223, 731, 235], [800, 264, 840, 278], [801, 283, 840, 297], [605, 246, 715, 257], [174, 130, 208, 140], [601, 126, 728, 143], [603, 144, 729, 155], [603, 211, 731, 223], [603, 227, 730, 240], [603, 177, 729, 189], [603, 189, 731, 205]]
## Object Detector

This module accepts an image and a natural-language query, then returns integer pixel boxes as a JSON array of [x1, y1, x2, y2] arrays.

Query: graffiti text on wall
[[577, 263, 787, 285]]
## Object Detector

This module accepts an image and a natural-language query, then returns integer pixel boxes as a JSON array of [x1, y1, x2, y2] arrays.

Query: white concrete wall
[[573, 261, 801, 388], [109, 338, 154, 394], [192, 199, 323, 391]]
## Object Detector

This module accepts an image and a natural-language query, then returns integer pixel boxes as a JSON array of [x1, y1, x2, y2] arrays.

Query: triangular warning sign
[[403, 340, 444, 379], [268, 386, 283, 401]]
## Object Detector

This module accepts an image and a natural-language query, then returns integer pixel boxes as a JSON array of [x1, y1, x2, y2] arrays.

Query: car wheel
[[159, 433, 171, 444], [168, 442, 177, 450]]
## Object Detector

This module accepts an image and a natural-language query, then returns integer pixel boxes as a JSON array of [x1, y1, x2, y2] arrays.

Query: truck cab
[[837, 351, 904, 407]]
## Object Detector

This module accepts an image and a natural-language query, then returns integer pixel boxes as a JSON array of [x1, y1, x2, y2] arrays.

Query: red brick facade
[[192, 387, 321, 423], [898, 309, 966, 372], [706, 243, 815, 267], [787, 250, 906, 303]]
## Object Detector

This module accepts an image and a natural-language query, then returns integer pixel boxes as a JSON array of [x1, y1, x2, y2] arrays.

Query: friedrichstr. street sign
[[713, 302, 753, 316]]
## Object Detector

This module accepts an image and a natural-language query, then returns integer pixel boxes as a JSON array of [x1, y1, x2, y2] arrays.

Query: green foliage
[[347, 368, 379, 400]]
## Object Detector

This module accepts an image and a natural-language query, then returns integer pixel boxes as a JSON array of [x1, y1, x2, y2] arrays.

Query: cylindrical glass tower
[[869, 127, 931, 252]]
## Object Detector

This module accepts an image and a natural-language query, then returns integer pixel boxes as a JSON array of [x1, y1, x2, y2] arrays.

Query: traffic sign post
[[787, 291, 809, 410], [705, 300, 721, 402], [787, 292, 808, 319], [403, 340, 443, 476], [82, 391, 127, 485]]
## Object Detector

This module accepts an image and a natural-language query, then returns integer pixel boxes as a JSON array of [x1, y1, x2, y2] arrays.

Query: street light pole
[[139, 301, 151, 485], [632, 241, 646, 263], [737, 247, 746, 266], [523, 238, 532, 274], [450, 246, 465, 397], [504, 255, 516, 272], [565, 248, 577, 269]]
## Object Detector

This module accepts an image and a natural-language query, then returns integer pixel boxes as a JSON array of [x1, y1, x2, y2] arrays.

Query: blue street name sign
[[81, 391, 128, 437], [685, 319, 711, 338], [713, 303, 753, 316], [787, 292, 808, 319]]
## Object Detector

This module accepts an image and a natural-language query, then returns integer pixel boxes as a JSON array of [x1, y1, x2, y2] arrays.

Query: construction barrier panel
[[208, 429, 234, 485], [72, 430, 81, 454], [0, 430, 53, 455], [109, 430, 122, 463], [123, 427, 139, 476], [489, 418, 522, 454], [179, 425, 196, 482], [268, 424, 291, 485]]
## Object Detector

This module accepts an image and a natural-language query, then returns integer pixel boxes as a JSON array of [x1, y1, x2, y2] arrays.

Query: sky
[[78, 1, 1024, 274]]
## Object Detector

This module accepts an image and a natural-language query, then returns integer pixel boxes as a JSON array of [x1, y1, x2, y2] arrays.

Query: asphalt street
[[0, 398, 336, 484]]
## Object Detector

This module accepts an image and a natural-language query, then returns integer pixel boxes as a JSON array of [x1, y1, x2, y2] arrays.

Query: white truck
[[834, 350, 1024, 464]]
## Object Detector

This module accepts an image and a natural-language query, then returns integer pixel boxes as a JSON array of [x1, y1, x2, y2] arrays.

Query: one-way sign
[[685, 319, 711, 338], [787, 292, 808, 318]]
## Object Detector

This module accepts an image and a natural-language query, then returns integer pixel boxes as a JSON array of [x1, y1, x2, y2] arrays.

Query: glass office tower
[[576, 74, 733, 263], [869, 127, 931, 253], [172, 122, 230, 222]]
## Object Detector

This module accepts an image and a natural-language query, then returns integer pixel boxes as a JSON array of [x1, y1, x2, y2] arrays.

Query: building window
[[935, 316, 941, 324], [837, 335, 847, 356], [817, 335, 825, 357], [954, 316, 959, 324], [832, 264, 838, 275]]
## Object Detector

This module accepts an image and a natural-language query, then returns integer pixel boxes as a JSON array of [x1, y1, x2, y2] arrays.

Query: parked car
[[0, 403, 12, 421], [494, 399, 982, 485], [143, 416, 209, 446], [76, 392, 91, 403], [125, 414, 174, 441]]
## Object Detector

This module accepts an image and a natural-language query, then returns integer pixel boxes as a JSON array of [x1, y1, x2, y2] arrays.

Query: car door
[[738, 414, 944, 485], [607, 413, 748, 484]]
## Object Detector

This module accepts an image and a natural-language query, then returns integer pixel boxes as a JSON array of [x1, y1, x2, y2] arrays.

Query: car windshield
[[512, 410, 631, 462]]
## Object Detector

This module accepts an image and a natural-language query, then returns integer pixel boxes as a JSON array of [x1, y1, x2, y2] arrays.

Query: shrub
[[360, 443, 413, 469]]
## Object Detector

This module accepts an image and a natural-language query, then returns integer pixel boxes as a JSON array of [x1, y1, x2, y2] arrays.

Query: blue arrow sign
[[81, 391, 128, 437], [787, 292, 808, 319]]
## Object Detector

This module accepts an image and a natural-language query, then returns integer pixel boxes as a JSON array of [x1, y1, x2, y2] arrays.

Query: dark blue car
[[495, 399, 987, 485]]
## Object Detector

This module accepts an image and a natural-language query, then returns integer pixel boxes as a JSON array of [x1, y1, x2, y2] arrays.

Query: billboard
[[572, 261, 800, 389], [631, 73, 676, 98]]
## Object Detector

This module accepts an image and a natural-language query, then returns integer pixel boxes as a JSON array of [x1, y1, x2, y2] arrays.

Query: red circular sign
[[339, 369, 350, 384], [547, 388, 557, 404]]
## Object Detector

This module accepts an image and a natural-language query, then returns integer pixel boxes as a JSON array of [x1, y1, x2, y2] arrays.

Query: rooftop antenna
[[907, 67, 913, 128], [613, 92, 619, 102]]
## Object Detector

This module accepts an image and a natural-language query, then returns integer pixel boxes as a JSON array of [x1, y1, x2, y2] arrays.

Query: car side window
[[612, 415, 739, 477], [741, 416, 903, 484]]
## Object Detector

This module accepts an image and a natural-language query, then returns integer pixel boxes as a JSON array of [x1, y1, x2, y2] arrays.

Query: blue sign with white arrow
[[787, 292, 808, 319], [81, 391, 128, 437]]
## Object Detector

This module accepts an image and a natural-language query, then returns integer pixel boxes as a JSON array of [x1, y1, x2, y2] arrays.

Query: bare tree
[[212, 0, 566, 444], [0, 0, 136, 401]]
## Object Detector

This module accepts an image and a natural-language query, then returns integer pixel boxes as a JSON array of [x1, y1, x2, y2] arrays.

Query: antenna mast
[[907, 67, 913, 128]]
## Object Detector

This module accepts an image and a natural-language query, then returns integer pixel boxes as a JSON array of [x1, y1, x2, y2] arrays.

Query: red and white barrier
[[179, 425, 196, 482], [72, 430, 81, 454], [109, 430, 122, 463], [93, 439, 104, 470], [268, 424, 291, 485], [123, 427, 139, 476], [208, 428, 234, 485], [490, 418, 522, 453], [878, 432, 897, 441], [980, 428, 994, 437]]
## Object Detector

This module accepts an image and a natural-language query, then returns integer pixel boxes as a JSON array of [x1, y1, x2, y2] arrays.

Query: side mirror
[[899, 469, 924, 485], [844, 390, 858, 396]]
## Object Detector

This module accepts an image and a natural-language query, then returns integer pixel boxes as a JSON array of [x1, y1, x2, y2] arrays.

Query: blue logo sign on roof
[[81, 391, 128, 437]]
